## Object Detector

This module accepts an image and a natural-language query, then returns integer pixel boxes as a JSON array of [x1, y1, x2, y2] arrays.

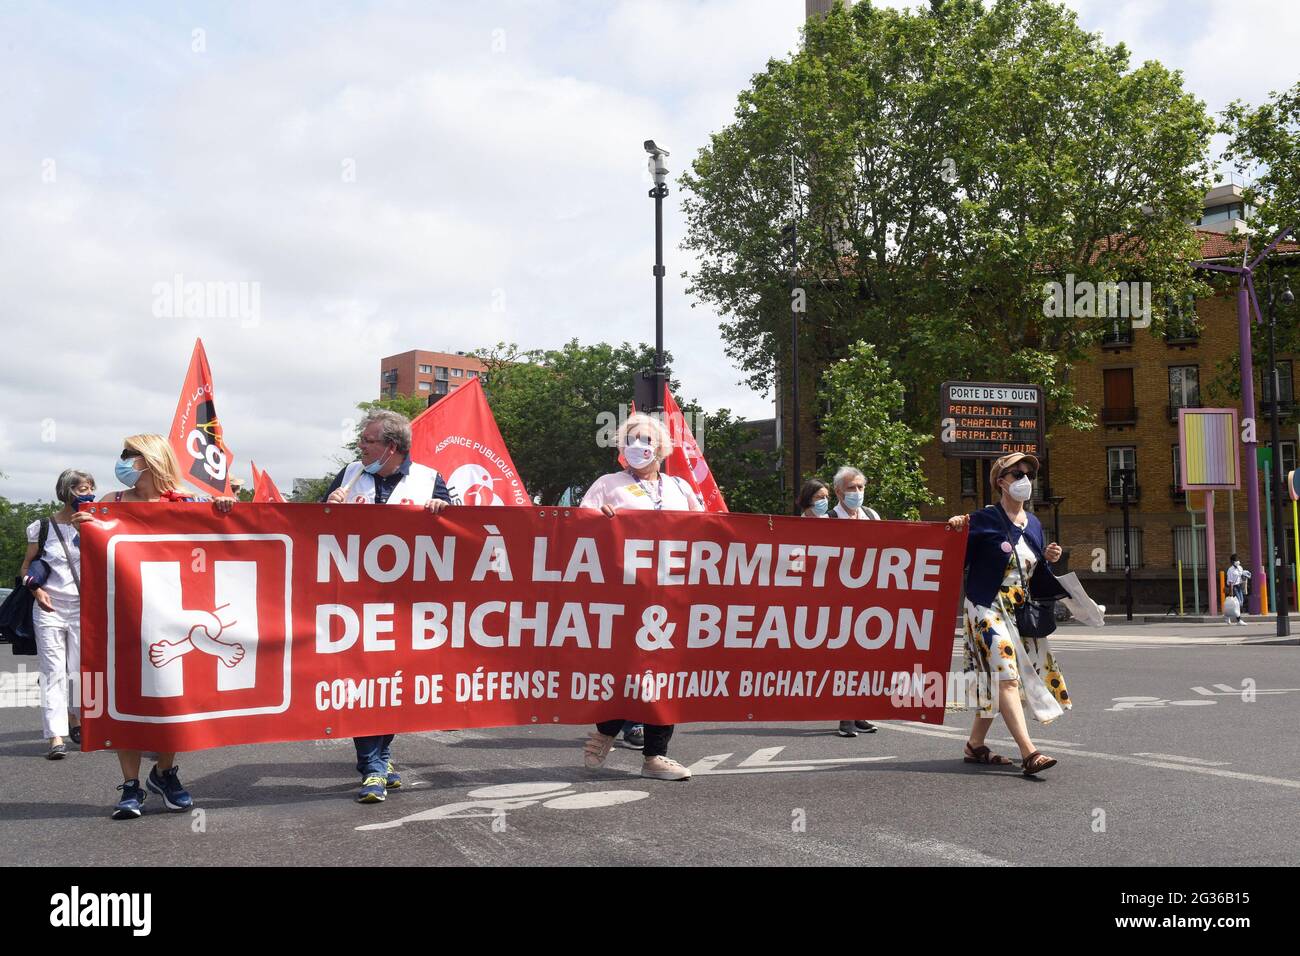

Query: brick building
[[916, 230, 1300, 611], [380, 350, 487, 405]]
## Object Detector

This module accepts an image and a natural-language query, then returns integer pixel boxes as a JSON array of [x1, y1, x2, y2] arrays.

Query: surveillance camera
[[644, 140, 670, 157]]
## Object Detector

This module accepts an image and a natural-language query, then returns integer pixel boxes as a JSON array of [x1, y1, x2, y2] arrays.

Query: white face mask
[[1008, 476, 1033, 501], [624, 440, 656, 469]]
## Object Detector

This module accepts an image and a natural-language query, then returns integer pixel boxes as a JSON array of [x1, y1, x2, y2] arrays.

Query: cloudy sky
[[2, 0, 1297, 501]]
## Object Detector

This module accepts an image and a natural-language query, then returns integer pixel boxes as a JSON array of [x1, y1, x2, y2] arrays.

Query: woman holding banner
[[579, 412, 701, 781], [946, 452, 1069, 777], [88, 434, 236, 819]]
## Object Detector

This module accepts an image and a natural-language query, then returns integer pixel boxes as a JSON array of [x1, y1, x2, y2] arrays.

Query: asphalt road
[[2, 621, 1297, 867]]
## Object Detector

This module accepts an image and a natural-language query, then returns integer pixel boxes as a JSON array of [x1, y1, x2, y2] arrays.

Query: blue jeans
[[354, 735, 395, 778]]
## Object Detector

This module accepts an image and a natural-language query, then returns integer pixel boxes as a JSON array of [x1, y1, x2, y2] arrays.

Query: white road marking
[[1132, 753, 1231, 767], [687, 747, 894, 776], [875, 722, 1300, 790]]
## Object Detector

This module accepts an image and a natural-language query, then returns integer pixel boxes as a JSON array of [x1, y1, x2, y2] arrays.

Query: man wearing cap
[[946, 452, 1070, 778]]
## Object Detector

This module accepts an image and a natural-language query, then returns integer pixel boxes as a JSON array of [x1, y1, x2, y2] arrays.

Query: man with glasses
[[322, 409, 452, 803]]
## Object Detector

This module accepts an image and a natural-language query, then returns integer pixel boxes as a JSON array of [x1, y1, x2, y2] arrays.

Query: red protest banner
[[663, 387, 727, 513], [78, 503, 964, 752], [409, 377, 530, 506], [250, 461, 286, 503], [168, 339, 235, 497]]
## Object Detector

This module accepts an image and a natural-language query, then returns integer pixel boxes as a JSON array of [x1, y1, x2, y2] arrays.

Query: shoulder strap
[[49, 520, 79, 594], [38, 518, 51, 552]]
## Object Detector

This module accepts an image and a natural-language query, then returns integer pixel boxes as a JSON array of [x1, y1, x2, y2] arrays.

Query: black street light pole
[[645, 140, 670, 414], [1265, 267, 1295, 636], [1121, 469, 1134, 622]]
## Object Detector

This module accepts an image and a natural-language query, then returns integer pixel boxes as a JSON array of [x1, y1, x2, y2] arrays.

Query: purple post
[[1239, 283, 1264, 613]]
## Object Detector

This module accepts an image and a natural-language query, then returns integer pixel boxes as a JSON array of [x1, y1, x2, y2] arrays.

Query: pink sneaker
[[641, 755, 692, 781], [583, 731, 616, 769]]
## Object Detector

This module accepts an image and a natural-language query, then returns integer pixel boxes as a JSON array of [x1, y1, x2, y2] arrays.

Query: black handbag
[[0, 577, 37, 655], [994, 507, 1058, 639]]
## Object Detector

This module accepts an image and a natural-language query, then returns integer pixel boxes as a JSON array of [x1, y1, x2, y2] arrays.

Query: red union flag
[[250, 461, 286, 503], [663, 387, 727, 513], [409, 376, 530, 506], [168, 339, 234, 496], [78, 503, 964, 752]]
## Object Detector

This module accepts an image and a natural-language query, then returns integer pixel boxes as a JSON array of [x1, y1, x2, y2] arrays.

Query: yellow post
[[1263, 576, 1270, 616], [1178, 560, 1185, 615], [1219, 570, 1225, 609], [1293, 498, 1299, 610]]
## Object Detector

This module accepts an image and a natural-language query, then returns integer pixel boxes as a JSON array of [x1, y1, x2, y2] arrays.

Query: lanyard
[[628, 469, 664, 510]]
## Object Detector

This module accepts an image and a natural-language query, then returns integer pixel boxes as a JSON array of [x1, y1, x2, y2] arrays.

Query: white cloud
[[0, 0, 1296, 500]]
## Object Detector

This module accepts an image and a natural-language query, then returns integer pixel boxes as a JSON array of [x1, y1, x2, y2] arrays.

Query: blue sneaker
[[146, 765, 193, 811], [358, 775, 386, 803], [622, 724, 645, 749], [385, 762, 401, 789], [112, 779, 147, 820]]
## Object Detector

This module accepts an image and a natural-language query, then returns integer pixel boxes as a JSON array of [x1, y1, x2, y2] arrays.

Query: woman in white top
[[825, 466, 880, 736], [21, 469, 97, 759], [579, 413, 702, 781]]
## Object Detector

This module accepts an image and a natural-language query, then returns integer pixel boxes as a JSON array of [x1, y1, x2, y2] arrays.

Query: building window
[[1102, 368, 1136, 425], [1168, 365, 1200, 421], [434, 381, 449, 395], [418, 364, 432, 374], [451, 368, 463, 377], [468, 370, 479, 378], [1165, 294, 1200, 342], [418, 382, 431, 391], [1283, 441, 1297, 478], [960, 459, 977, 496], [1261, 360, 1294, 408], [1101, 316, 1134, 347], [435, 367, 449, 381], [1106, 526, 1144, 569], [1107, 447, 1137, 500], [1172, 525, 1206, 569]]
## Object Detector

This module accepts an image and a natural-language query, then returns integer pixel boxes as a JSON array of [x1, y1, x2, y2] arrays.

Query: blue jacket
[[963, 504, 1068, 608]]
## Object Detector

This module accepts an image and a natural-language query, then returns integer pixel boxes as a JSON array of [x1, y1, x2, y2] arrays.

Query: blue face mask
[[115, 458, 142, 488], [71, 493, 96, 508], [363, 447, 393, 475], [811, 498, 829, 516], [843, 491, 864, 511]]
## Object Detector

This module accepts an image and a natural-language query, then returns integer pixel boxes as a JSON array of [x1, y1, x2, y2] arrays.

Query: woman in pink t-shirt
[[579, 413, 701, 781]]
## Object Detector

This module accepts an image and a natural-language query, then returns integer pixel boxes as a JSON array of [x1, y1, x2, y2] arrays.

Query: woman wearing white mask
[[579, 413, 702, 781], [829, 466, 881, 520], [946, 452, 1069, 777], [826, 466, 880, 736]]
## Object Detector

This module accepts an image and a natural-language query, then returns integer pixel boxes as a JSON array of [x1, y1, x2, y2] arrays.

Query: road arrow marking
[[687, 747, 894, 776]]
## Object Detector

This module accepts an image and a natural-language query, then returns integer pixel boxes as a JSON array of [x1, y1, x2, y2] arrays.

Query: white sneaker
[[583, 731, 615, 769], [641, 755, 692, 781]]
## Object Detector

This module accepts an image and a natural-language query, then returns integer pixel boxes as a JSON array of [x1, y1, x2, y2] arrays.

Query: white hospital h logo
[[139, 561, 260, 698]]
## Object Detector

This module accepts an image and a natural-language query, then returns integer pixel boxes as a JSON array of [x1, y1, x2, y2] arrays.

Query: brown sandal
[[1021, 751, 1057, 776], [964, 742, 1014, 765]]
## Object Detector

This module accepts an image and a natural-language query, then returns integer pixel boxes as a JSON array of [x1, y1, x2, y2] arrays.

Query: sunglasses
[[1002, 468, 1035, 480], [119, 450, 140, 460]]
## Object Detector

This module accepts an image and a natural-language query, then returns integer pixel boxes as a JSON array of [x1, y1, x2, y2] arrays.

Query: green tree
[[1223, 81, 1300, 243], [680, 0, 1214, 438], [817, 341, 940, 520], [0, 496, 58, 585]]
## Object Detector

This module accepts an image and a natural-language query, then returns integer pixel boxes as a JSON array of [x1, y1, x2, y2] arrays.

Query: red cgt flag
[[663, 386, 728, 513], [409, 376, 530, 506], [250, 460, 286, 503], [168, 339, 235, 497]]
